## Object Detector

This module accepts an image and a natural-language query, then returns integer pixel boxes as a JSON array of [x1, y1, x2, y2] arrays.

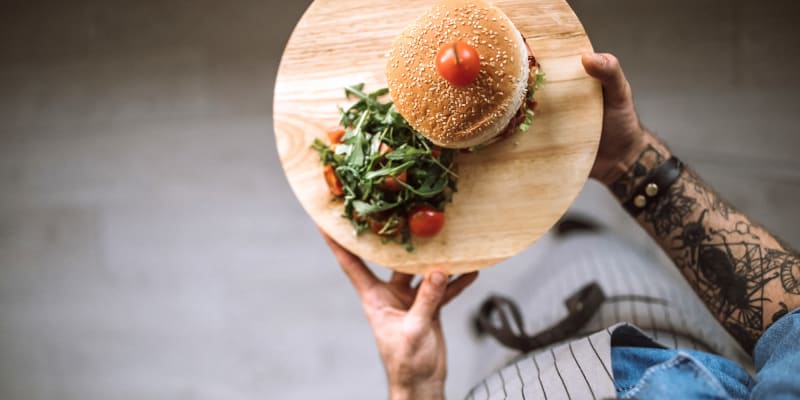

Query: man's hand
[[321, 232, 478, 400], [581, 52, 648, 186]]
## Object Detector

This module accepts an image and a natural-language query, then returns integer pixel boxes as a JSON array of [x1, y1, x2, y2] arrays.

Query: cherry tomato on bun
[[408, 205, 445, 238], [323, 165, 344, 196], [435, 40, 481, 87]]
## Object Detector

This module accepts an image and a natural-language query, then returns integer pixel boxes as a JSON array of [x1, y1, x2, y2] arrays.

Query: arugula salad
[[313, 84, 459, 251]]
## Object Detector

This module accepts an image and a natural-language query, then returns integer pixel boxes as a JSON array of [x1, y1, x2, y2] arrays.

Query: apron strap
[[474, 282, 607, 352]]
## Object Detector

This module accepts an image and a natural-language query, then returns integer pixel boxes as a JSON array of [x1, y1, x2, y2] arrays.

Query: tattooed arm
[[609, 134, 799, 352], [582, 53, 800, 353]]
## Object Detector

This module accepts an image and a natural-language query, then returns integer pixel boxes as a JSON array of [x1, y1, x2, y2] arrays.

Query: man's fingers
[[408, 270, 448, 323], [581, 52, 631, 106], [442, 271, 479, 306], [319, 228, 378, 294], [389, 272, 414, 287]]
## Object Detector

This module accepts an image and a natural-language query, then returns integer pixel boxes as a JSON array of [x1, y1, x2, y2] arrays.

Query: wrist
[[603, 131, 672, 202], [389, 380, 445, 400]]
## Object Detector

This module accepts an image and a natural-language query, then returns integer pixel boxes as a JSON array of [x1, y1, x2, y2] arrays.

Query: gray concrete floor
[[1, 1, 798, 399]]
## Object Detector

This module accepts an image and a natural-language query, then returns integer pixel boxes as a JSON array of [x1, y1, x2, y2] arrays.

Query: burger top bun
[[386, 0, 530, 149]]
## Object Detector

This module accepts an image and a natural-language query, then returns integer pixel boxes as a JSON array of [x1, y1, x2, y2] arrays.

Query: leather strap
[[622, 156, 684, 217], [474, 282, 606, 353]]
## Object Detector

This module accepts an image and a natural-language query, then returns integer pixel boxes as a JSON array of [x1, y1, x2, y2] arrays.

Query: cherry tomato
[[408, 206, 445, 238], [327, 127, 346, 144], [430, 146, 442, 158], [378, 169, 408, 192], [435, 41, 481, 87], [323, 165, 343, 196]]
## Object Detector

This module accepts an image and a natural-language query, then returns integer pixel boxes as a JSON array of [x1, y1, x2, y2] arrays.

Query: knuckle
[[403, 315, 426, 337], [422, 286, 445, 304]]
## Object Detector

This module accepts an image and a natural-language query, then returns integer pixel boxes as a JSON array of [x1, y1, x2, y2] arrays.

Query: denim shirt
[[612, 308, 800, 399]]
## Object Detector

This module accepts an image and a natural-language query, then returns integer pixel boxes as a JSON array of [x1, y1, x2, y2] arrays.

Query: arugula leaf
[[345, 111, 370, 166], [352, 199, 403, 216], [369, 88, 390, 98], [345, 83, 366, 100], [385, 144, 428, 160], [364, 160, 415, 180]]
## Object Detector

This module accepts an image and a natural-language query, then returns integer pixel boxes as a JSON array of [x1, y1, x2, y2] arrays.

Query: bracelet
[[622, 156, 684, 217]]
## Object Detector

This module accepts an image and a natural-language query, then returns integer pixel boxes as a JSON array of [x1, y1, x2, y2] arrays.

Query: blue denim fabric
[[612, 348, 752, 399], [612, 308, 800, 399], [750, 307, 800, 399]]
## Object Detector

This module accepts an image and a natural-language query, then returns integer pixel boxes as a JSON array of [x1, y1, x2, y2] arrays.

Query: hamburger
[[386, 0, 542, 149]]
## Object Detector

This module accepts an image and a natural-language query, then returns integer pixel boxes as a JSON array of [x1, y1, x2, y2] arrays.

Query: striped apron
[[465, 233, 751, 399]]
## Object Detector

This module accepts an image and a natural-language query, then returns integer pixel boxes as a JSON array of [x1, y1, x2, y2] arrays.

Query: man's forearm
[[608, 131, 800, 353]]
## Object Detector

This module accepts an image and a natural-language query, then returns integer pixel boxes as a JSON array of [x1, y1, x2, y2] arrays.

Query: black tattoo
[[645, 183, 697, 236], [710, 221, 761, 241], [771, 302, 789, 324], [671, 210, 709, 264], [782, 263, 800, 294], [766, 249, 800, 295], [693, 180, 733, 220], [611, 144, 666, 201], [690, 235, 779, 350], [610, 158, 800, 353]]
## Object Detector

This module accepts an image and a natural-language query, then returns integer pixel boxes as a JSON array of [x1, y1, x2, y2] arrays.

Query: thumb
[[581, 52, 631, 106], [408, 270, 448, 325]]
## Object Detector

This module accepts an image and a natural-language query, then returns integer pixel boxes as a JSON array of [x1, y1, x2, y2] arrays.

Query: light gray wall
[[0, 1, 798, 399]]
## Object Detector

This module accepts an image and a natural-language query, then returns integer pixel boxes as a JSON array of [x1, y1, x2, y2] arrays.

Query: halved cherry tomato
[[327, 127, 346, 144], [378, 169, 407, 192], [323, 165, 344, 196], [435, 41, 481, 87], [353, 210, 404, 237], [408, 205, 445, 238], [379, 142, 393, 157], [369, 215, 406, 237]]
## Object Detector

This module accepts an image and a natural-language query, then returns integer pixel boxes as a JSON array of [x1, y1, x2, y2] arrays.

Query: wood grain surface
[[274, 0, 601, 274]]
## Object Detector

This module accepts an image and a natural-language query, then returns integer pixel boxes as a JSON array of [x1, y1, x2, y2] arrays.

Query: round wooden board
[[274, 0, 601, 274]]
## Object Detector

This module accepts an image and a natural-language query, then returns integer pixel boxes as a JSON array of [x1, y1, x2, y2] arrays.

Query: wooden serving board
[[274, 0, 601, 274]]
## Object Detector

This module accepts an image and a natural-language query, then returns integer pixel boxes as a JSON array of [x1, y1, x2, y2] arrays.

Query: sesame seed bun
[[386, 0, 530, 149]]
